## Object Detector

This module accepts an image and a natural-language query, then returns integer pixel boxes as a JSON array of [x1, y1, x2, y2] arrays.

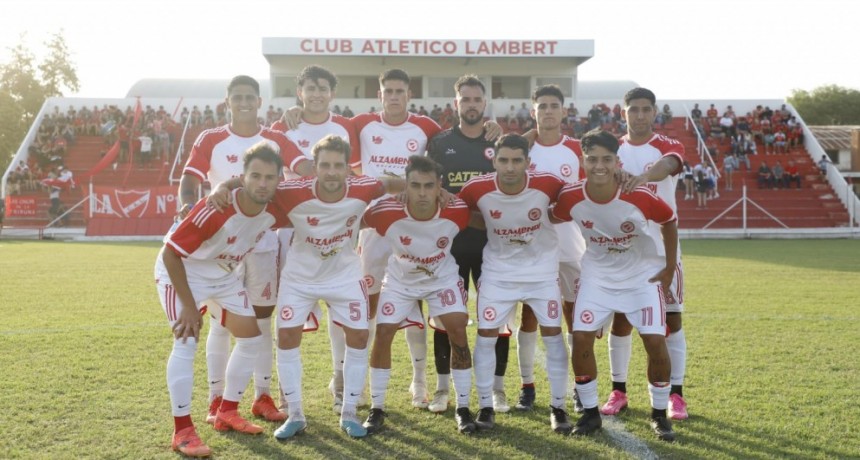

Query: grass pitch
[[1, 239, 858, 459]]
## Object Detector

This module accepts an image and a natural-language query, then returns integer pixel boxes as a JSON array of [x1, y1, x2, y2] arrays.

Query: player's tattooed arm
[[451, 343, 472, 369], [178, 174, 202, 219]]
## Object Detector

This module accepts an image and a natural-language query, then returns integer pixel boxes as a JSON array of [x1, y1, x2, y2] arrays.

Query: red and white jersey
[[529, 135, 586, 263], [617, 133, 684, 214], [459, 171, 565, 283], [363, 197, 470, 289], [271, 112, 358, 178], [352, 112, 441, 177], [552, 181, 676, 290], [155, 188, 288, 286], [273, 175, 385, 284]]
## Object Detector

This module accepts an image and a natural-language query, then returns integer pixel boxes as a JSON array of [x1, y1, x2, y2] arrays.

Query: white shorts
[[358, 229, 391, 296], [573, 282, 666, 336], [244, 250, 278, 307], [664, 260, 685, 313], [156, 277, 255, 329], [377, 277, 468, 329], [477, 278, 562, 330], [558, 260, 581, 303], [276, 278, 369, 330]]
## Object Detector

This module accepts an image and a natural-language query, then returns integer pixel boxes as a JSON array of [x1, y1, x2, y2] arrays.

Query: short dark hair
[[312, 134, 351, 164], [494, 133, 529, 158], [532, 84, 564, 105], [405, 155, 443, 179], [297, 65, 338, 91], [379, 68, 410, 87], [623, 87, 656, 107], [228, 75, 260, 96], [243, 141, 284, 172], [580, 129, 619, 155], [454, 74, 485, 95]]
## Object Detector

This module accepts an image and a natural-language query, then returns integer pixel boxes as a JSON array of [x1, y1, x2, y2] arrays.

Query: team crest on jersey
[[560, 164, 573, 177], [227, 236, 237, 245], [581, 220, 594, 229], [363, 275, 375, 289], [490, 209, 502, 219], [436, 236, 449, 249], [372, 135, 383, 144], [406, 139, 419, 152], [115, 189, 151, 218], [483, 307, 497, 321], [381, 302, 395, 316], [298, 139, 310, 148], [528, 208, 542, 221], [280, 306, 294, 321], [580, 310, 594, 325], [400, 235, 412, 246], [620, 221, 635, 233], [226, 154, 239, 164], [307, 216, 320, 226], [346, 215, 358, 227], [484, 147, 495, 160]]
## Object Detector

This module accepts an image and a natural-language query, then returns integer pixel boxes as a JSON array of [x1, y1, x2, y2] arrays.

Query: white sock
[[276, 347, 303, 415], [206, 320, 230, 400], [649, 382, 671, 410], [517, 329, 538, 386], [167, 339, 197, 416], [567, 332, 574, 356], [405, 326, 427, 385], [342, 346, 368, 416], [329, 318, 345, 375], [369, 367, 390, 410], [254, 317, 273, 398], [223, 335, 261, 403], [575, 379, 599, 409], [542, 334, 568, 409], [474, 336, 496, 408], [608, 333, 633, 385], [436, 373, 450, 392], [452, 368, 472, 408], [667, 328, 687, 386]]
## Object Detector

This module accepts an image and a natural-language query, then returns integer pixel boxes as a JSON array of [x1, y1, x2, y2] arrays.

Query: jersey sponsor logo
[[483, 306, 497, 321], [307, 216, 320, 226], [528, 208, 542, 221], [581, 220, 594, 229], [580, 310, 594, 324], [406, 139, 419, 152], [280, 306, 294, 321], [436, 236, 449, 249], [363, 275, 375, 288], [369, 155, 409, 165], [400, 235, 412, 245], [298, 139, 310, 148], [227, 236, 237, 244], [227, 154, 239, 163], [489, 209, 502, 219], [484, 147, 495, 160], [372, 135, 383, 144], [620, 221, 635, 233], [381, 302, 395, 316], [446, 171, 482, 187], [445, 148, 456, 155], [560, 164, 573, 177], [321, 247, 341, 259], [411, 265, 435, 277]]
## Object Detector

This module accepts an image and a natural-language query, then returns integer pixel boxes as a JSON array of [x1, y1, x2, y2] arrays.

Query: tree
[[0, 31, 79, 172], [788, 85, 860, 125]]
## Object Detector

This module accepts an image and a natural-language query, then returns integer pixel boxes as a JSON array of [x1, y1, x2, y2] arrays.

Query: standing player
[[459, 134, 572, 434], [157, 143, 288, 457], [361, 155, 477, 434], [426, 74, 512, 414], [179, 75, 312, 425], [515, 85, 586, 413], [552, 129, 677, 441], [601, 87, 689, 421], [270, 65, 360, 413]]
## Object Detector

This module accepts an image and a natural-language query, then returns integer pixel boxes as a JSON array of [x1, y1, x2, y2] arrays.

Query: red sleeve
[[654, 136, 685, 176], [348, 175, 386, 203], [564, 138, 586, 180], [624, 187, 676, 224], [166, 200, 228, 256], [272, 178, 313, 217], [183, 129, 226, 181], [409, 114, 442, 147], [270, 120, 287, 133], [532, 172, 565, 203], [350, 113, 380, 168], [263, 130, 309, 174], [551, 182, 585, 222], [362, 198, 403, 236], [440, 199, 470, 230]]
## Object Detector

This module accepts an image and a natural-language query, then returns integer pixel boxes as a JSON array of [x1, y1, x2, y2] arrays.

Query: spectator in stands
[[506, 104, 516, 122], [203, 105, 215, 124], [694, 164, 708, 208], [139, 130, 153, 167], [190, 106, 202, 126], [180, 107, 189, 126], [706, 103, 718, 125], [736, 117, 750, 137], [763, 132, 775, 155], [408, 103, 418, 113], [46, 165, 73, 226], [779, 104, 791, 120], [719, 113, 734, 142], [587, 104, 602, 130], [818, 155, 830, 176], [690, 103, 702, 121], [760, 106, 773, 121], [682, 161, 694, 200], [568, 102, 579, 122], [368, 106, 376, 113], [418, 105, 428, 117], [516, 102, 530, 124], [658, 104, 672, 128], [785, 160, 802, 188], [757, 161, 774, 189], [773, 130, 788, 154], [772, 161, 786, 189], [722, 153, 737, 191], [706, 162, 719, 199], [749, 116, 763, 142], [332, 105, 342, 115], [788, 124, 803, 151]]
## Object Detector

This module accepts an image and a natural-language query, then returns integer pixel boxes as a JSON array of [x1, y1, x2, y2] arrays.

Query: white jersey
[[351, 112, 441, 178], [552, 181, 676, 290], [273, 175, 385, 285], [155, 188, 287, 285], [529, 135, 586, 263], [459, 171, 565, 283], [617, 133, 684, 214], [363, 197, 470, 290], [271, 112, 358, 179]]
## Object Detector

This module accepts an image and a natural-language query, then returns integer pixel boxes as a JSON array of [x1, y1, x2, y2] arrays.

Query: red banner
[[86, 185, 179, 218], [4, 196, 38, 217], [84, 140, 121, 178]]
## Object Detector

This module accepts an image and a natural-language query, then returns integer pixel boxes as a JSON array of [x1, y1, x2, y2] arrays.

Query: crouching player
[[155, 142, 288, 457], [361, 156, 478, 434], [551, 129, 678, 441]]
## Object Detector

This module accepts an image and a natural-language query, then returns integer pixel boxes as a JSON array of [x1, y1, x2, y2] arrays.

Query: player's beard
[[461, 109, 483, 126]]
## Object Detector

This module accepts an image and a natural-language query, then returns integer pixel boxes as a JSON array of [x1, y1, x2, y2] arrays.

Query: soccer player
[[270, 65, 360, 413], [179, 75, 312, 425], [600, 87, 689, 421], [157, 143, 288, 457], [426, 74, 512, 414], [516, 84, 586, 413], [459, 134, 572, 434], [552, 128, 678, 441], [361, 155, 477, 434]]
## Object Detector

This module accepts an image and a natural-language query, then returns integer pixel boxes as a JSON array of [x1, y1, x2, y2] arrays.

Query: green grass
[[1, 240, 858, 459]]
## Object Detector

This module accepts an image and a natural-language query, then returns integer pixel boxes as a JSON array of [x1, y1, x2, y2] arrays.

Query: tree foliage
[[0, 31, 78, 171], [788, 84, 860, 125]]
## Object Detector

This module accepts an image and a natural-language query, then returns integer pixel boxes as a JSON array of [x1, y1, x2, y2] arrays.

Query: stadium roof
[[808, 125, 860, 151]]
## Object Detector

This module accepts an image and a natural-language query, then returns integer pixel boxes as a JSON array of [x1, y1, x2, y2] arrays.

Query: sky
[[2, 0, 859, 101]]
